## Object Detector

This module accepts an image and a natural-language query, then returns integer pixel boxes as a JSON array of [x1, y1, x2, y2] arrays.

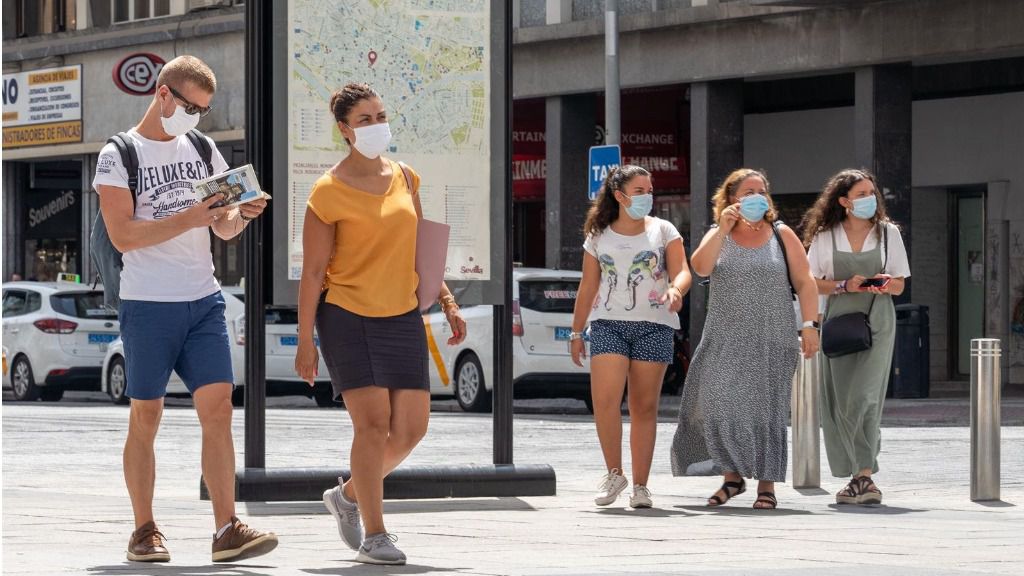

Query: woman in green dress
[[802, 169, 911, 505]]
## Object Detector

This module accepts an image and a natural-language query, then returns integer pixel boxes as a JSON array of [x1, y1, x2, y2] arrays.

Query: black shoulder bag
[[820, 225, 888, 358]]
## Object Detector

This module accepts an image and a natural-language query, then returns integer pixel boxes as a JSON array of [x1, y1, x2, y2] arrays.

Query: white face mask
[[160, 101, 200, 136], [347, 122, 392, 159]]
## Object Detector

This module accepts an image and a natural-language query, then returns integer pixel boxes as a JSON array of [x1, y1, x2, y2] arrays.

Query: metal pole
[[971, 338, 1001, 501], [243, 0, 269, 469], [493, 0, 514, 466], [791, 346, 821, 489], [604, 0, 619, 146]]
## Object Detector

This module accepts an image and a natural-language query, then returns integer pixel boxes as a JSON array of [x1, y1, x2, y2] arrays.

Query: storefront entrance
[[22, 161, 83, 281]]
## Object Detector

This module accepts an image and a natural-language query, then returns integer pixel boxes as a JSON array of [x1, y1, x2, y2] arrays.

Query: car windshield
[[518, 279, 579, 313], [50, 292, 118, 320]]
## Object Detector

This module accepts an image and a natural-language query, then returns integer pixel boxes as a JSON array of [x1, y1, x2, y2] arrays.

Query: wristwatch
[[801, 320, 820, 331], [569, 331, 586, 341]]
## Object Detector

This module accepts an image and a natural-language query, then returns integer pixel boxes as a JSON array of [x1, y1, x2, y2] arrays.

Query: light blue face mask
[[624, 193, 653, 220], [851, 195, 877, 220], [739, 194, 769, 222]]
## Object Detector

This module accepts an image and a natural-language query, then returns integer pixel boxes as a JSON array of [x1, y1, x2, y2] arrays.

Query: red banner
[[512, 86, 690, 200]]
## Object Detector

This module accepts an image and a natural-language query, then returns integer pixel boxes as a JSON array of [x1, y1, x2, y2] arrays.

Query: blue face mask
[[739, 194, 769, 222], [624, 193, 653, 220], [851, 195, 877, 220]]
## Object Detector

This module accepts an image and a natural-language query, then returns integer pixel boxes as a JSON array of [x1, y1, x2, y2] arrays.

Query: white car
[[2, 282, 120, 401], [100, 289, 246, 404], [222, 286, 335, 407], [423, 268, 591, 412]]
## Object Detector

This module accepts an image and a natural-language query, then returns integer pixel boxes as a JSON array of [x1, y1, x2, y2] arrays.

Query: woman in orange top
[[295, 83, 466, 566]]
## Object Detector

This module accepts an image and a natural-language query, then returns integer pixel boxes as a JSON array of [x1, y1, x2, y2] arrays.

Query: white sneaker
[[323, 481, 362, 550], [594, 469, 629, 506], [630, 485, 653, 509]]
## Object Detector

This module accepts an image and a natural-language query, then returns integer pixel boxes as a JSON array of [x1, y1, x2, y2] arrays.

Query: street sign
[[588, 144, 621, 200]]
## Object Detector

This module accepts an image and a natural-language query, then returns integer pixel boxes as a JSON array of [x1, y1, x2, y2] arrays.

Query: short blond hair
[[157, 55, 216, 94], [711, 168, 777, 225]]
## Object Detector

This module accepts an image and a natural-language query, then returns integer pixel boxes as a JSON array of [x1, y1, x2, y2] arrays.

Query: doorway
[[952, 187, 985, 377]]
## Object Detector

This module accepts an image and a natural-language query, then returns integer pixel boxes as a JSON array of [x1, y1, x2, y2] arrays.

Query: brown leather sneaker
[[211, 516, 279, 562], [127, 521, 170, 562]]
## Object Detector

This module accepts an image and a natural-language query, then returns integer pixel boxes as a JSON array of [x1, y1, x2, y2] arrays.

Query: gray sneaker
[[323, 482, 362, 550], [356, 533, 406, 565]]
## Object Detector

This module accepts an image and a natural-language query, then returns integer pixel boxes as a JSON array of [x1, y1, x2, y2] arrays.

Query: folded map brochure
[[193, 164, 271, 208]]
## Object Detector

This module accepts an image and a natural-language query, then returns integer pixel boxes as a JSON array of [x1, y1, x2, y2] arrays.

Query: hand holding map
[[193, 164, 271, 208]]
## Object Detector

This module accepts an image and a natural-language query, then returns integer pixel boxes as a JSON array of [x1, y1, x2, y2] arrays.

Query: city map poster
[[287, 1, 491, 281]]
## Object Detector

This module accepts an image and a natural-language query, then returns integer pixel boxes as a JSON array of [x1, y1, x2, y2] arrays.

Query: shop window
[[12, 0, 77, 37]]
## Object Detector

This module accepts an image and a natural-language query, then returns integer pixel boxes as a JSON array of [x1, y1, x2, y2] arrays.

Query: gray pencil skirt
[[315, 299, 430, 401]]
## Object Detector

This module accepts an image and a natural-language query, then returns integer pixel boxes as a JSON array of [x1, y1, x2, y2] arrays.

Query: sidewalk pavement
[[2, 402, 1022, 575]]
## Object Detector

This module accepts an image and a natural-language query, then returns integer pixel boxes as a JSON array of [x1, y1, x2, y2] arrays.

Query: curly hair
[[582, 164, 652, 239], [711, 168, 777, 225], [799, 168, 893, 247]]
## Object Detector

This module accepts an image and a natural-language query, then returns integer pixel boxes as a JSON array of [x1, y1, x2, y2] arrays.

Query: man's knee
[[128, 400, 163, 440], [194, 384, 234, 429]]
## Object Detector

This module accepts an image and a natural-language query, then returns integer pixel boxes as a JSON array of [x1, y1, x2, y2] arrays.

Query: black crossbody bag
[[820, 225, 887, 358]]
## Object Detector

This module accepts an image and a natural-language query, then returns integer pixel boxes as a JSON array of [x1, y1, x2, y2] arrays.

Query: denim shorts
[[119, 292, 234, 400], [589, 319, 674, 364]]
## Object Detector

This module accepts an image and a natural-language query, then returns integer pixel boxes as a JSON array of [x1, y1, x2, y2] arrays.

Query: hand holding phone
[[859, 277, 888, 288]]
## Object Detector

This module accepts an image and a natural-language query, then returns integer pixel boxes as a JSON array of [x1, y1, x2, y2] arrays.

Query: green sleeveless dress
[[820, 226, 895, 478]]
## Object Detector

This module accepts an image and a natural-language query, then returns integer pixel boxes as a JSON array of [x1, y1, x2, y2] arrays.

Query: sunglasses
[[166, 85, 213, 117]]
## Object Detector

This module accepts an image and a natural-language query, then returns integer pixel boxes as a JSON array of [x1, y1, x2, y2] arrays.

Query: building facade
[[510, 0, 1024, 389], [2, 0, 247, 287]]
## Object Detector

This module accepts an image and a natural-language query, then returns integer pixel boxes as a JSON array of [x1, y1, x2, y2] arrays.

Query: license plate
[[88, 333, 117, 344], [280, 336, 319, 346]]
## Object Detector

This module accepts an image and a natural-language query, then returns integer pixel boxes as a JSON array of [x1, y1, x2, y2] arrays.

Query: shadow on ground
[[242, 497, 536, 517]]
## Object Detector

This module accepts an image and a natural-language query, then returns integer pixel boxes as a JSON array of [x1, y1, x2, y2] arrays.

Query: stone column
[[855, 64, 913, 300], [688, 81, 744, 347], [545, 93, 596, 271]]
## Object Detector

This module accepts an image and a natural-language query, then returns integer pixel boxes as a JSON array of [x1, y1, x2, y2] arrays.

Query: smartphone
[[859, 277, 889, 288]]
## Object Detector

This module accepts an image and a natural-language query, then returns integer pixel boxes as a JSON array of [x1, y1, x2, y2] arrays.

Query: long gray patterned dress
[[671, 230, 800, 482]]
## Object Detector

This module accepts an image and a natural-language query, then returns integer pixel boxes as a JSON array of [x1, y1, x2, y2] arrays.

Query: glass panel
[[154, 0, 169, 16], [3, 291, 28, 317], [26, 291, 42, 313], [50, 292, 118, 320], [518, 280, 579, 313], [134, 0, 149, 19], [113, 0, 129, 22], [957, 195, 985, 374]]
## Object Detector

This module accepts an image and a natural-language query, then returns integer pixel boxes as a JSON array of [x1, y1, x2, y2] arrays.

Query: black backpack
[[91, 129, 214, 311]]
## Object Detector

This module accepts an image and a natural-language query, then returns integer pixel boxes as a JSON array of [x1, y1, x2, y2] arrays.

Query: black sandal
[[854, 476, 882, 505], [753, 491, 777, 510], [706, 479, 746, 507]]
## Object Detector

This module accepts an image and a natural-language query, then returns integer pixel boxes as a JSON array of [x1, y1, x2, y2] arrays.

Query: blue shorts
[[119, 292, 234, 400], [589, 320, 674, 364]]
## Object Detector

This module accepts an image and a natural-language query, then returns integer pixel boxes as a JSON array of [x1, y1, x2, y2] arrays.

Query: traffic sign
[[588, 145, 621, 200]]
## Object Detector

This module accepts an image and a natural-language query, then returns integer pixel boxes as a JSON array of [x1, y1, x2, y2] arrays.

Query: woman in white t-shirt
[[802, 168, 911, 506], [570, 165, 692, 509]]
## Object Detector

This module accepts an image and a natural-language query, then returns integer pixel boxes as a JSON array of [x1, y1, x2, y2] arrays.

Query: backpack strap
[[106, 132, 139, 212], [185, 128, 215, 178], [771, 221, 797, 298]]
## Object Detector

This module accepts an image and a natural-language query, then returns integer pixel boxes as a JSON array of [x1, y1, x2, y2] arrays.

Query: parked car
[[100, 289, 246, 405], [222, 286, 335, 407], [2, 281, 120, 401], [423, 268, 593, 412]]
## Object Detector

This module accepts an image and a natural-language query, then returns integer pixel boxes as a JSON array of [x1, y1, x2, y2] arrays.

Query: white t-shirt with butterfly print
[[583, 216, 682, 329]]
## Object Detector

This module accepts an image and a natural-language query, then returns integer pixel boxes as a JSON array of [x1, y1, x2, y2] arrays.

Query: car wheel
[[11, 356, 41, 401], [455, 353, 491, 413], [314, 383, 342, 408], [107, 356, 130, 405], [40, 386, 64, 402], [231, 387, 245, 407]]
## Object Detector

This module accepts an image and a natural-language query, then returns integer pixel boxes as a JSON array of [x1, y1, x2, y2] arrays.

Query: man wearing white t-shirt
[[93, 56, 277, 564]]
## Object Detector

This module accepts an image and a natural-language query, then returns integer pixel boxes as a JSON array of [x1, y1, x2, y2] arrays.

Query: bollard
[[791, 347, 821, 489], [971, 338, 1001, 501]]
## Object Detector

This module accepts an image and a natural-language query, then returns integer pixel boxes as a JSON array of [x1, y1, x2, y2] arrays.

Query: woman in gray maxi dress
[[802, 169, 910, 506], [672, 168, 820, 509]]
